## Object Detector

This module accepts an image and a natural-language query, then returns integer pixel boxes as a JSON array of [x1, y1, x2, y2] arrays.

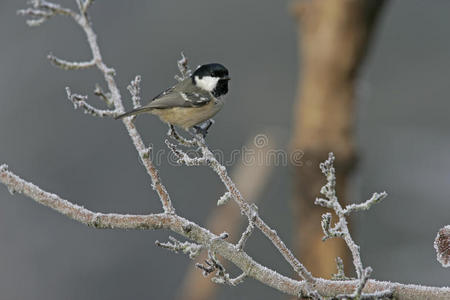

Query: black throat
[[212, 79, 229, 97]]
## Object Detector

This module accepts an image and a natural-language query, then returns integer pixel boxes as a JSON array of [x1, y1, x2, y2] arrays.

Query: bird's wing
[[147, 89, 212, 109]]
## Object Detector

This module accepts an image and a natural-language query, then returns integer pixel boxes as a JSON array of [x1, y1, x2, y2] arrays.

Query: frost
[[217, 191, 231, 206]]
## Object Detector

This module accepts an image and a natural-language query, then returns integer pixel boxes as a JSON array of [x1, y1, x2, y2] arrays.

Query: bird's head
[[192, 63, 230, 97]]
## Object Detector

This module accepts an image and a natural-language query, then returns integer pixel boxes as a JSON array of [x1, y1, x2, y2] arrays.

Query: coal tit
[[115, 63, 230, 135]]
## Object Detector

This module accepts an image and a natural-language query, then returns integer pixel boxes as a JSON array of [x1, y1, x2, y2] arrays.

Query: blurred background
[[0, 0, 449, 299]]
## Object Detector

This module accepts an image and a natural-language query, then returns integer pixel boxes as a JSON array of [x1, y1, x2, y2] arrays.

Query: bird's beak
[[222, 76, 231, 81]]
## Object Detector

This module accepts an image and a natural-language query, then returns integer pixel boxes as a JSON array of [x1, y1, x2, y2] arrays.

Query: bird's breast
[[151, 99, 223, 129]]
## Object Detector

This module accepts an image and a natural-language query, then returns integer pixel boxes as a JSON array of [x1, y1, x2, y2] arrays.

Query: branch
[[155, 236, 203, 259], [0, 165, 300, 295], [94, 84, 113, 107], [236, 221, 254, 251], [2, 151, 450, 299], [66, 87, 117, 117], [61, 1, 176, 214], [195, 137, 316, 284], [127, 75, 142, 109], [47, 53, 95, 70], [196, 252, 246, 286], [164, 132, 316, 286], [315, 153, 390, 298], [175, 52, 192, 82], [343, 192, 387, 216], [17, 0, 76, 26]]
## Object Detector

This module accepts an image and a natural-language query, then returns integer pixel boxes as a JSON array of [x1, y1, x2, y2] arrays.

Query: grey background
[[0, 1, 449, 299]]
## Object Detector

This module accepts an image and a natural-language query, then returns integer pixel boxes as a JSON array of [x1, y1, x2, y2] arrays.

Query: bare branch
[[236, 221, 254, 250], [66, 87, 117, 117], [1, 162, 450, 298], [94, 84, 113, 107], [156, 236, 203, 259], [61, 2, 175, 214], [317, 153, 364, 278], [175, 52, 192, 81], [354, 267, 373, 299], [316, 152, 394, 299], [18, 0, 76, 26], [76, 0, 94, 14], [196, 252, 246, 286], [127, 75, 142, 109], [320, 212, 344, 241], [178, 135, 316, 284], [165, 140, 206, 166], [343, 192, 388, 216], [332, 257, 350, 281], [47, 53, 95, 70]]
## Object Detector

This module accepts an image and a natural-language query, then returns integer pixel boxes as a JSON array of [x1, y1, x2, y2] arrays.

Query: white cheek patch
[[195, 75, 220, 92]]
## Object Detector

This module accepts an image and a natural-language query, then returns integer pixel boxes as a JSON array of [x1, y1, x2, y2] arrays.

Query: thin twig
[[94, 84, 113, 107], [66, 87, 117, 117], [127, 75, 142, 109], [47, 53, 95, 70], [155, 236, 203, 259], [236, 221, 254, 250]]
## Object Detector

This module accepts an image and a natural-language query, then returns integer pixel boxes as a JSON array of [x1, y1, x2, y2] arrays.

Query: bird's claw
[[194, 120, 214, 138]]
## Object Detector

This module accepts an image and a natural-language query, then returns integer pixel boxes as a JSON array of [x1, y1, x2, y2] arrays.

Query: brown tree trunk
[[290, 0, 386, 278]]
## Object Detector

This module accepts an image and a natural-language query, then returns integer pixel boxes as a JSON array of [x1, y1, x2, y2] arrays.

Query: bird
[[115, 63, 230, 136]]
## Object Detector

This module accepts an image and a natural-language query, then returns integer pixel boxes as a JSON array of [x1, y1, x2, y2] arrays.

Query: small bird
[[115, 63, 230, 136]]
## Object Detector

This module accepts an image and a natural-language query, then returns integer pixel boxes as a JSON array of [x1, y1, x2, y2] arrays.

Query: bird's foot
[[193, 120, 214, 138]]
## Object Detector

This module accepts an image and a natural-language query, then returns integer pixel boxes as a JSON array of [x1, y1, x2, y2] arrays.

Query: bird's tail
[[114, 107, 152, 120]]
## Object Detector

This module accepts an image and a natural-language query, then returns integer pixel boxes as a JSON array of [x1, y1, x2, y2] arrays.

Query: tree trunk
[[290, 0, 386, 278]]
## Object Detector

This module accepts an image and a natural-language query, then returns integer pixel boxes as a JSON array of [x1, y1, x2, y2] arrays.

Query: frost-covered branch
[[315, 153, 391, 298], [66, 87, 117, 117], [343, 192, 387, 216], [94, 84, 113, 107], [2, 131, 450, 299], [196, 252, 246, 286], [47, 0, 176, 214], [332, 257, 350, 281], [47, 53, 95, 70], [236, 221, 254, 251], [17, 0, 76, 26], [166, 132, 316, 285], [155, 236, 203, 259], [175, 52, 192, 82], [127, 75, 142, 109]]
